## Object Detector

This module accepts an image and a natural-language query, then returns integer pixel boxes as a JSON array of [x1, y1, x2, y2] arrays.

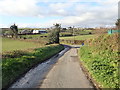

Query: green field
[[60, 35, 95, 40], [2, 38, 43, 52], [20, 33, 48, 39]]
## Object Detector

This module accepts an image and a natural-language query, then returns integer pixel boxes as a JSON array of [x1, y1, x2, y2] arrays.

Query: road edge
[[39, 44, 71, 87], [77, 48, 101, 90]]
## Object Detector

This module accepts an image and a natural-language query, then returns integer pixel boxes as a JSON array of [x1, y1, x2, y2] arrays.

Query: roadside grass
[[60, 35, 95, 40], [2, 38, 44, 52], [2, 45, 64, 88], [79, 33, 119, 88]]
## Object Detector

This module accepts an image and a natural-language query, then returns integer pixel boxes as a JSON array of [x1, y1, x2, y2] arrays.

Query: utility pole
[[73, 26, 75, 44]]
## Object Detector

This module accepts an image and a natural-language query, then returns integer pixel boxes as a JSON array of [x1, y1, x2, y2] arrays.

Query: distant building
[[32, 30, 47, 34], [21, 30, 32, 34]]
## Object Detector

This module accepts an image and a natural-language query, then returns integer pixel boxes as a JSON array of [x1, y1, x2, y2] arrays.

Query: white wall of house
[[33, 30, 40, 34], [32, 30, 47, 34]]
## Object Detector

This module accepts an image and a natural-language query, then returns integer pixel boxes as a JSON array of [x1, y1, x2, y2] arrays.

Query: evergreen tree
[[48, 23, 61, 44], [10, 24, 18, 38]]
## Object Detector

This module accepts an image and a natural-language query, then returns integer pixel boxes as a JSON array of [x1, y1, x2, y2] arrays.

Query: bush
[[2, 45, 64, 88]]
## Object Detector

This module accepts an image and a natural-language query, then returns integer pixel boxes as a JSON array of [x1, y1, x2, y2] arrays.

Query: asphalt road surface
[[40, 48, 93, 88], [10, 45, 93, 88]]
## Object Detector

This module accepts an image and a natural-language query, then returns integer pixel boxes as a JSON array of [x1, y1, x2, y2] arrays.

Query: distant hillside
[[79, 33, 119, 88]]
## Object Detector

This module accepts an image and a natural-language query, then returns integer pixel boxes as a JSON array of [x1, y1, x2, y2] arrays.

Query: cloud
[[10, 13, 94, 28], [0, 0, 43, 17], [61, 13, 95, 25], [0, 0, 119, 28]]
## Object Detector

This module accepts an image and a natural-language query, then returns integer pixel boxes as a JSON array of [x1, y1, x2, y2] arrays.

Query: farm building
[[21, 30, 32, 34], [32, 30, 47, 34]]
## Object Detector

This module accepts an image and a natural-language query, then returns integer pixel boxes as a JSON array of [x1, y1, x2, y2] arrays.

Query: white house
[[33, 30, 40, 34]]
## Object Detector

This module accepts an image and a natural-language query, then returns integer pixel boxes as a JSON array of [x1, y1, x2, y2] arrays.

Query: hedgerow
[[79, 33, 119, 88]]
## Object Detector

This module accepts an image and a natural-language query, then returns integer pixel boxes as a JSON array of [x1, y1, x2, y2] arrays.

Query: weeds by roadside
[[79, 33, 119, 88]]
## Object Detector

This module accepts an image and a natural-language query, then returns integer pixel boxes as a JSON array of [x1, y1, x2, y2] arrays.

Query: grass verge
[[79, 33, 119, 88], [2, 45, 64, 89]]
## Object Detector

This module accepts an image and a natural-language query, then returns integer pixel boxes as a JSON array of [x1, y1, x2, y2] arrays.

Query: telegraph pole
[[73, 26, 75, 44]]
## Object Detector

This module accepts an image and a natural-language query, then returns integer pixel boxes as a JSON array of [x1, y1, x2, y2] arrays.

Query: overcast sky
[[0, 0, 119, 28]]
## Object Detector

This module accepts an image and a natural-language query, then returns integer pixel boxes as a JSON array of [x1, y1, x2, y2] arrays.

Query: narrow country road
[[40, 48, 93, 88], [10, 45, 93, 88]]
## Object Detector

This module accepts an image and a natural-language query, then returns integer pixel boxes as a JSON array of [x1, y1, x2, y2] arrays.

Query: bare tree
[[115, 19, 120, 30]]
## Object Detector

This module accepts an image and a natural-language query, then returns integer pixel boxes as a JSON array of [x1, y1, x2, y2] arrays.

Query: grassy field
[[60, 35, 95, 40], [79, 33, 119, 88], [20, 33, 48, 39], [2, 38, 43, 52]]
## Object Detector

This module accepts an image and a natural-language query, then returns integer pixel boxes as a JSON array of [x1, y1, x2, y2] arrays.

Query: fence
[[108, 30, 120, 34]]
